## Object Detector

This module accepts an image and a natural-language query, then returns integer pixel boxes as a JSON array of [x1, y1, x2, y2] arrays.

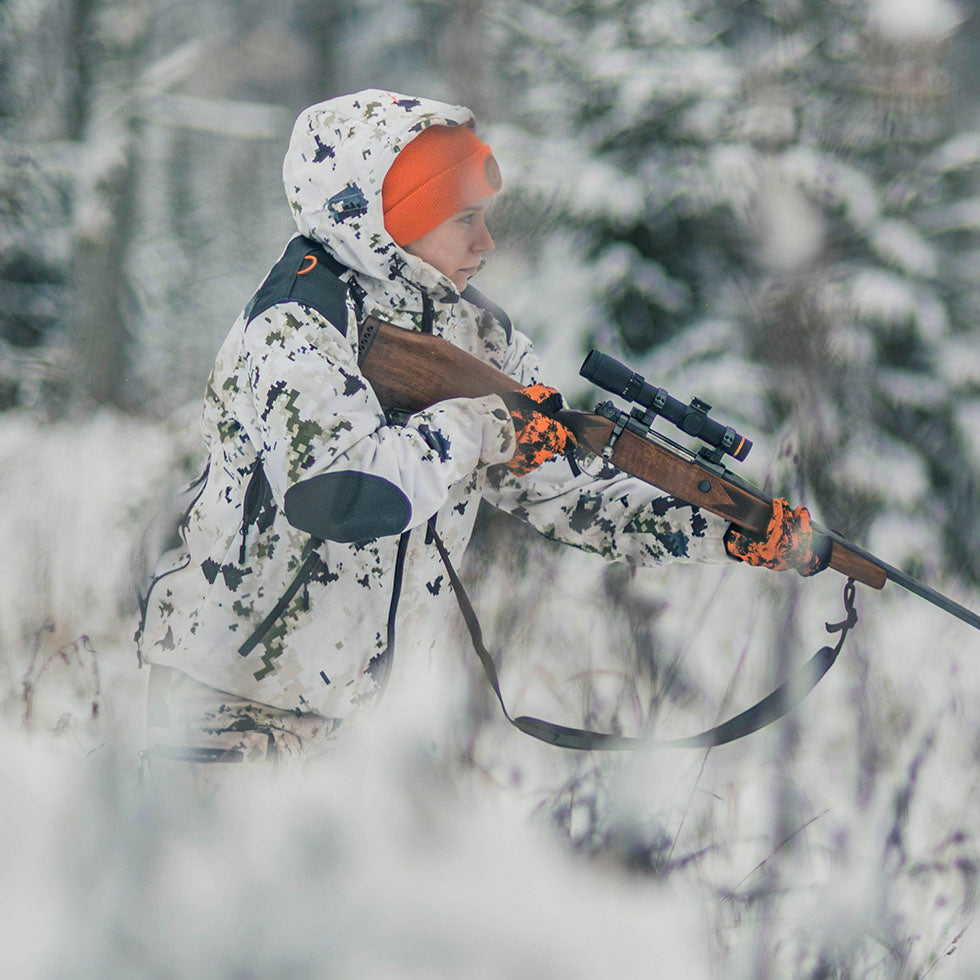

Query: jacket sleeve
[[483, 328, 732, 567], [241, 301, 516, 543]]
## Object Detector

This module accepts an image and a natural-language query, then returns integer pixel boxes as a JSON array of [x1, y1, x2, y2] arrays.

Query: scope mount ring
[[593, 402, 632, 460]]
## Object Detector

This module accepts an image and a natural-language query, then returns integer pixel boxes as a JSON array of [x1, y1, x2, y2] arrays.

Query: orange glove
[[724, 497, 831, 576], [502, 383, 577, 476]]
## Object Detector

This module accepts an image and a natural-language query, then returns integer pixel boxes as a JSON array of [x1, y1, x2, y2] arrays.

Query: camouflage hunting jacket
[[137, 90, 730, 720]]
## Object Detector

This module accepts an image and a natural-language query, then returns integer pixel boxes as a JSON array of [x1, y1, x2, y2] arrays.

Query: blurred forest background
[[2, 0, 980, 977]]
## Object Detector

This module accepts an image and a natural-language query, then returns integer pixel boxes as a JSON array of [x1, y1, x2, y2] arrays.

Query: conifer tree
[[479, 0, 978, 586]]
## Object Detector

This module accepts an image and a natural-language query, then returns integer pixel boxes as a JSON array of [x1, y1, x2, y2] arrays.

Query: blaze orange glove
[[724, 497, 832, 577], [501, 383, 577, 476]]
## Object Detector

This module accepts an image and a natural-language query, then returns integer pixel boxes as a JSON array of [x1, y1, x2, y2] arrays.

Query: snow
[[708, 143, 761, 215], [871, 219, 939, 279], [849, 268, 929, 326], [753, 179, 826, 272], [868, 0, 963, 44], [0, 410, 182, 665], [0, 731, 720, 980], [138, 94, 293, 140], [929, 132, 980, 174], [594, 242, 692, 313], [922, 196, 980, 235], [610, 49, 737, 109], [479, 232, 604, 401], [956, 398, 980, 464], [780, 148, 880, 232], [735, 100, 798, 147], [485, 125, 647, 222], [633, 0, 706, 46], [939, 336, 980, 387], [3, 412, 978, 979], [834, 435, 931, 507]]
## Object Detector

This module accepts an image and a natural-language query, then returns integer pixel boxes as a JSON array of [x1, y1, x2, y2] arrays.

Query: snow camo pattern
[[137, 90, 730, 720]]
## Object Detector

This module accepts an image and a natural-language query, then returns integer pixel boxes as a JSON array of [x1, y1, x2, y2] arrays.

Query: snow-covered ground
[[2, 409, 978, 979]]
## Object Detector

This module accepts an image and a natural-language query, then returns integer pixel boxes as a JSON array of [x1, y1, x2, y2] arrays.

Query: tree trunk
[[442, 0, 496, 119], [67, 1, 146, 411], [70, 126, 139, 409]]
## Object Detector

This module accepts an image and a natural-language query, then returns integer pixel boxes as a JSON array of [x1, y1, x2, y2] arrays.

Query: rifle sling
[[428, 517, 858, 751]]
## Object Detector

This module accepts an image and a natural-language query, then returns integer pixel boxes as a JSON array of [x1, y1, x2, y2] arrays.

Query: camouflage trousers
[[143, 664, 342, 786]]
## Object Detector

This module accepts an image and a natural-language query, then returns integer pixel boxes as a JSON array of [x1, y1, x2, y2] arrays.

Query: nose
[[474, 219, 494, 254]]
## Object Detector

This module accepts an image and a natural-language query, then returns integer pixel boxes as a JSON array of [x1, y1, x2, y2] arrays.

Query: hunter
[[137, 89, 828, 777]]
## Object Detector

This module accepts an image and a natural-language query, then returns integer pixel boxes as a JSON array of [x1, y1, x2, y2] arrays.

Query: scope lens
[[730, 434, 752, 462]]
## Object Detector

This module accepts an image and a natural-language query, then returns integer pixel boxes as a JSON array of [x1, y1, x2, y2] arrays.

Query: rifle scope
[[580, 350, 752, 462]]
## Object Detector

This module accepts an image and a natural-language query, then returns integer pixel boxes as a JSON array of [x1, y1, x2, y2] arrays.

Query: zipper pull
[[420, 289, 434, 334]]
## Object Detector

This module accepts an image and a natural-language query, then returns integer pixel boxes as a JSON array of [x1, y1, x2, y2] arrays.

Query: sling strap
[[428, 517, 858, 750]]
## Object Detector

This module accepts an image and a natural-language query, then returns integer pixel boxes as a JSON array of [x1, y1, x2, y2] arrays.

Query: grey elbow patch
[[284, 471, 411, 543]]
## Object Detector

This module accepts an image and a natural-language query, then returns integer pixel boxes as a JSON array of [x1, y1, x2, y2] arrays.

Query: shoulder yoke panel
[[244, 236, 350, 335]]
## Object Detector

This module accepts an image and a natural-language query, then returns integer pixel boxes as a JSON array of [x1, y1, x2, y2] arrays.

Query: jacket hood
[[282, 89, 477, 289]]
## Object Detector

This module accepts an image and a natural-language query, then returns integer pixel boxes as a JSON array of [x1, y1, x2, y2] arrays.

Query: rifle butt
[[359, 315, 521, 410]]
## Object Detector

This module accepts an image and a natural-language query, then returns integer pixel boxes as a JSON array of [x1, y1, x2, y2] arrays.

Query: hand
[[501, 383, 577, 476], [724, 497, 832, 576]]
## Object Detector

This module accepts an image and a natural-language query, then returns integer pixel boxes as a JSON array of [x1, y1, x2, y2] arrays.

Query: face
[[403, 195, 495, 291]]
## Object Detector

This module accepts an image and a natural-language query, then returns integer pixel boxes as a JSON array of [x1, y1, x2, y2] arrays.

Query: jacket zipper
[[420, 288, 434, 333], [239, 457, 274, 564], [135, 462, 210, 664], [237, 540, 323, 657]]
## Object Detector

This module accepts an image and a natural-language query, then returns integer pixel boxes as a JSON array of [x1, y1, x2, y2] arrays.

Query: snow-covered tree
[[474, 0, 978, 587], [0, 0, 84, 413]]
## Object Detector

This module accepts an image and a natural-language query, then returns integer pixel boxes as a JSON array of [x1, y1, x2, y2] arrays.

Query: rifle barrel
[[817, 527, 980, 630]]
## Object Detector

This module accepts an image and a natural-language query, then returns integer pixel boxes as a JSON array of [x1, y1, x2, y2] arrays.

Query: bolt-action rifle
[[357, 315, 979, 632]]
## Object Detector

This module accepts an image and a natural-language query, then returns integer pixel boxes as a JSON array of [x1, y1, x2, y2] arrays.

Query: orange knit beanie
[[382, 124, 502, 246]]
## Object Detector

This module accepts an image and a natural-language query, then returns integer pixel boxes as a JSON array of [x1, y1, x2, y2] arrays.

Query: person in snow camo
[[137, 89, 829, 773]]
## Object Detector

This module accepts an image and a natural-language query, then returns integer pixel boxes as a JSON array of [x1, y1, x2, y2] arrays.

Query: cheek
[[430, 232, 469, 268], [441, 228, 470, 253], [409, 239, 445, 270], [405, 225, 472, 277]]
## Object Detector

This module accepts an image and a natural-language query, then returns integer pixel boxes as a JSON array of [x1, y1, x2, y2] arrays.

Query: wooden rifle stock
[[358, 316, 887, 590]]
